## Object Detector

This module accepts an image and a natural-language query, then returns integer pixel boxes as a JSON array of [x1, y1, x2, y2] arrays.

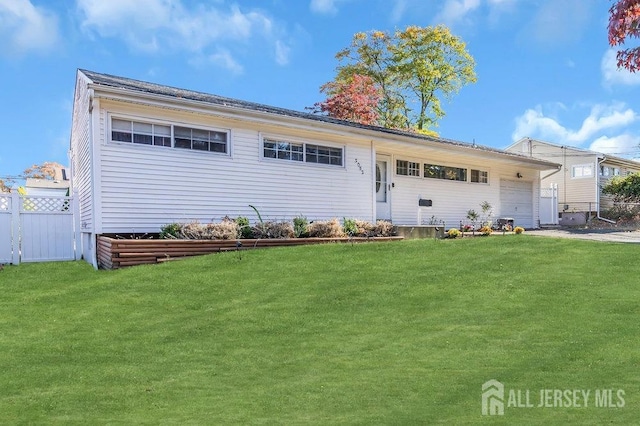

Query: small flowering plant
[[514, 226, 525, 234], [462, 224, 473, 233], [447, 228, 461, 238], [479, 225, 492, 236]]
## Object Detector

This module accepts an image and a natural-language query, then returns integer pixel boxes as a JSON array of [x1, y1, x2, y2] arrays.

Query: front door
[[376, 155, 391, 220]]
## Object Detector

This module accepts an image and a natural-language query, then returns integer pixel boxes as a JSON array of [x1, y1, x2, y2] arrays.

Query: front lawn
[[0, 237, 637, 424]]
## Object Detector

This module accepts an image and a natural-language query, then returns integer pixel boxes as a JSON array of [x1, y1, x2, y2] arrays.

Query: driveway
[[526, 228, 640, 243]]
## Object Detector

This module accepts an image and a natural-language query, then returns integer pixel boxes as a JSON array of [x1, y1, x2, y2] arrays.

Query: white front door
[[376, 155, 391, 220]]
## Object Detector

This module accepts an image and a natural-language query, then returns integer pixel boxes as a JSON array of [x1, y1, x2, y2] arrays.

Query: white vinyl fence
[[540, 184, 559, 225], [0, 192, 80, 265]]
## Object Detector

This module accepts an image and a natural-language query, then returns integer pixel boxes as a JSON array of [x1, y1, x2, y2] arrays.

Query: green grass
[[1, 236, 639, 424]]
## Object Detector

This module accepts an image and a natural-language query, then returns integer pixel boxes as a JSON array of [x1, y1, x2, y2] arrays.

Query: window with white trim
[[262, 138, 343, 166], [110, 117, 229, 154], [572, 164, 593, 178], [470, 169, 488, 183], [396, 160, 420, 177], [424, 164, 467, 181], [112, 119, 171, 147]]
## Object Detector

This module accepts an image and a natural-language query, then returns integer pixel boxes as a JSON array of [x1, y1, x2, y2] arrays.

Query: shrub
[[308, 218, 345, 238], [252, 221, 295, 239], [372, 220, 395, 237], [514, 226, 525, 234], [160, 223, 182, 239], [447, 228, 461, 238], [343, 218, 358, 236], [293, 216, 309, 238], [479, 225, 492, 236], [235, 216, 253, 239], [179, 219, 240, 240], [354, 219, 375, 236]]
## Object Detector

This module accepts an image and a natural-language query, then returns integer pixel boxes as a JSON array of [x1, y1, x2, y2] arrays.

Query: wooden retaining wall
[[97, 235, 404, 269]]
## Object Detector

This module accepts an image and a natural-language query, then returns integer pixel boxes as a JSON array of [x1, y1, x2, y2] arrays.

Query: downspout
[[597, 156, 616, 224]]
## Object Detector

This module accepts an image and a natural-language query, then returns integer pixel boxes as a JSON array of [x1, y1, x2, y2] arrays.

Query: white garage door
[[500, 179, 534, 228]]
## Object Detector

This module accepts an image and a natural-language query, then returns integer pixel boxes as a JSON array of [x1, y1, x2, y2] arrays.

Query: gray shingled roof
[[80, 69, 559, 168]]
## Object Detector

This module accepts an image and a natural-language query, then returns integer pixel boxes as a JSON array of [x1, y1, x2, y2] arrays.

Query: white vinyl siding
[[97, 103, 370, 233], [381, 143, 540, 228]]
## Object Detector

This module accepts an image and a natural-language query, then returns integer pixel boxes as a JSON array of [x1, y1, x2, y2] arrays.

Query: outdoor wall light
[[516, 172, 523, 178]]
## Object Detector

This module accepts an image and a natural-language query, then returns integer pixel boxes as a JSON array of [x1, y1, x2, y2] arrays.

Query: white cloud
[[527, 0, 592, 47], [513, 103, 638, 146], [77, 0, 287, 69], [601, 49, 640, 87], [0, 0, 59, 55], [590, 134, 640, 156], [208, 50, 244, 75], [433, 0, 481, 26], [390, 0, 408, 23], [275, 40, 290, 66], [310, 0, 338, 14], [432, 0, 514, 27]]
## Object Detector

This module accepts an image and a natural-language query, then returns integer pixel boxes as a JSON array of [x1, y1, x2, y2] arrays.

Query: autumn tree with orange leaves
[[608, 0, 640, 72], [314, 74, 381, 126]]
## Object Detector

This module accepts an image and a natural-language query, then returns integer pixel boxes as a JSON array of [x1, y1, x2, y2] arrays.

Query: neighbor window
[[572, 164, 593, 178], [470, 169, 488, 183], [424, 164, 467, 181], [111, 117, 229, 154], [263, 138, 343, 166], [396, 160, 420, 176]]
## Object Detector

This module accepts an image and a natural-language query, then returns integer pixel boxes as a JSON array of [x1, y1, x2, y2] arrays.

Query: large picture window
[[263, 138, 343, 166], [111, 117, 229, 154]]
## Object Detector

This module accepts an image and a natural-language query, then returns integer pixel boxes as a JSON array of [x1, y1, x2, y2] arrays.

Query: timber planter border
[[97, 235, 404, 269]]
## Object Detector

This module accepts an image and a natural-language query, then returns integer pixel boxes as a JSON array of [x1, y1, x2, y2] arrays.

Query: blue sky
[[1, 0, 640, 180]]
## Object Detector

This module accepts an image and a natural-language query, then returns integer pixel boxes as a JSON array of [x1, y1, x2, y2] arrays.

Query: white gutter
[[596, 156, 616, 224]]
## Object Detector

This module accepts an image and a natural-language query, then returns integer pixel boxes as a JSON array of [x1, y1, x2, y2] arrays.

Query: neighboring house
[[24, 166, 70, 196], [507, 138, 640, 223], [70, 70, 559, 267]]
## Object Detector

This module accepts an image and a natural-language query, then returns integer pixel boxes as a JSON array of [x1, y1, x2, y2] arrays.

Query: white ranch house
[[70, 69, 559, 267]]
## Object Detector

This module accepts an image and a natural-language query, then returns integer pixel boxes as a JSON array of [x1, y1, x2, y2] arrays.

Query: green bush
[[235, 216, 253, 239], [343, 218, 358, 236], [160, 223, 182, 239], [293, 216, 309, 238]]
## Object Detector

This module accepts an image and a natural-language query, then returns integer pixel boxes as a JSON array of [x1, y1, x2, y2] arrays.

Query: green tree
[[329, 25, 477, 134], [602, 173, 640, 202]]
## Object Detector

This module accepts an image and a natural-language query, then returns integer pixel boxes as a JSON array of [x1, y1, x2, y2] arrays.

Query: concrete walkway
[[526, 228, 640, 243]]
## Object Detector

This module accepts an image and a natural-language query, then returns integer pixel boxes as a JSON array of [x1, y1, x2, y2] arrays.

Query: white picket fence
[[0, 192, 81, 265]]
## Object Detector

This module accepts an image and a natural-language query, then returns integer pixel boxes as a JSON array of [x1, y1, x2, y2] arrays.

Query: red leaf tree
[[608, 0, 640, 72], [314, 74, 381, 126]]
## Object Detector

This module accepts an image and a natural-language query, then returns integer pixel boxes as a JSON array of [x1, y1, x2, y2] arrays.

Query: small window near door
[[470, 169, 488, 183], [396, 159, 420, 177]]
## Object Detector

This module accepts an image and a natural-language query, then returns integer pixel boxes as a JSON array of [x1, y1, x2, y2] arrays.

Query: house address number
[[354, 158, 365, 175]]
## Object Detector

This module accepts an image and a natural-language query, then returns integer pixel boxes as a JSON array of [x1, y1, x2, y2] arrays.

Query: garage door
[[500, 179, 534, 228]]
